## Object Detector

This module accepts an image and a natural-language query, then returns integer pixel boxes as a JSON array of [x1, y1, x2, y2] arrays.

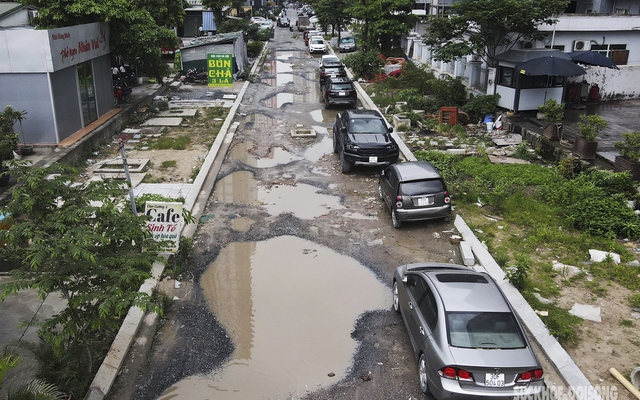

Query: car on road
[[258, 21, 274, 31], [393, 263, 545, 400], [322, 77, 357, 109], [277, 16, 290, 27], [338, 36, 357, 53], [304, 30, 320, 45], [319, 55, 343, 68], [333, 109, 398, 173], [319, 65, 347, 87], [308, 36, 327, 54], [378, 161, 451, 228]]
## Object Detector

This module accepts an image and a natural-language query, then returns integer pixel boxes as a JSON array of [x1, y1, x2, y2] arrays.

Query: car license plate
[[369, 156, 378, 163], [339, 91, 346, 96], [485, 373, 505, 387], [417, 196, 434, 206]]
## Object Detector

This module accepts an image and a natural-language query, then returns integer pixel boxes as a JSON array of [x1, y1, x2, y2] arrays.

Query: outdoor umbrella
[[516, 56, 586, 77], [568, 51, 619, 69]]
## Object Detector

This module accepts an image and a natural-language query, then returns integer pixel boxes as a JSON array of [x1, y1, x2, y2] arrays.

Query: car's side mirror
[[402, 276, 408, 283], [388, 126, 394, 133], [341, 126, 347, 133]]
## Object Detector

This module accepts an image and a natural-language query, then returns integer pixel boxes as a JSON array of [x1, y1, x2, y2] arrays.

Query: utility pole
[[119, 140, 138, 215]]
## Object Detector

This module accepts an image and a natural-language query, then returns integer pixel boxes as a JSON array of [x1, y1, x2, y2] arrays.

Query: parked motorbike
[[113, 78, 132, 105], [181, 68, 208, 84]]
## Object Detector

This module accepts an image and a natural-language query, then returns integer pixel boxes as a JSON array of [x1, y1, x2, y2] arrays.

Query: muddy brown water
[[157, 236, 391, 399]]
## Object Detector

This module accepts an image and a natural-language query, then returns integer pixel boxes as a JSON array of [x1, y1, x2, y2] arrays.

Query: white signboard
[[145, 201, 184, 253]]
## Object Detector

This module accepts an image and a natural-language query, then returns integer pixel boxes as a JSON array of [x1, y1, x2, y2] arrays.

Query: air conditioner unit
[[573, 40, 591, 51], [519, 40, 534, 49], [28, 10, 38, 19]]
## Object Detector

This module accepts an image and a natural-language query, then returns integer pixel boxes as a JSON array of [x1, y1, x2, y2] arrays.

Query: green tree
[[0, 163, 164, 356], [311, 0, 350, 39], [423, 0, 568, 66], [21, 0, 184, 82], [347, 0, 415, 54]]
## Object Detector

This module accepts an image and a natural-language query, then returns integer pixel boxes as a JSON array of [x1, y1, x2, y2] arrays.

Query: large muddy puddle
[[158, 236, 390, 399], [213, 170, 344, 219]]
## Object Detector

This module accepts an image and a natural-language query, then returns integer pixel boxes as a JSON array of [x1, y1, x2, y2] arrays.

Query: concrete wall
[[570, 64, 640, 99], [0, 72, 56, 144]]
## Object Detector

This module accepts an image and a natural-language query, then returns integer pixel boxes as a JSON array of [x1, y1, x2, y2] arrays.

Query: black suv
[[322, 77, 357, 109], [378, 161, 451, 228], [333, 109, 399, 173], [319, 65, 347, 87]]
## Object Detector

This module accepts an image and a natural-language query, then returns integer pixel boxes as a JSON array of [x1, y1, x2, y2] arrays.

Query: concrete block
[[393, 114, 411, 130], [459, 241, 475, 266], [447, 148, 466, 155], [569, 303, 601, 322]]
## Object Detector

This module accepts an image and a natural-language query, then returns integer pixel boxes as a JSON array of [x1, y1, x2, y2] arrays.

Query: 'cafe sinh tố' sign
[[145, 201, 184, 252]]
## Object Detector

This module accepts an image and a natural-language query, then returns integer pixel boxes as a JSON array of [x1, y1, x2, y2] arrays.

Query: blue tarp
[[202, 11, 217, 31]]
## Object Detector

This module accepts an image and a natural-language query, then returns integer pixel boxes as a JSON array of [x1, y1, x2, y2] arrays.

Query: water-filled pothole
[[158, 236, 390, 399], [214, 172, 344, 219]]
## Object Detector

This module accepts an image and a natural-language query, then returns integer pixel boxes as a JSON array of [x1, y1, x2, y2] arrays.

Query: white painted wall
[[569, 64, 640, 100]]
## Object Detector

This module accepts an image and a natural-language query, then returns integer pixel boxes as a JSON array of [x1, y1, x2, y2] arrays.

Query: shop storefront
[[0, 22, 113, 145]]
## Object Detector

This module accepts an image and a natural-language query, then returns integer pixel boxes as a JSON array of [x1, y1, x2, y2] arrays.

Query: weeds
[[159, 160, 177, 169], [152, 135, 191, 150]]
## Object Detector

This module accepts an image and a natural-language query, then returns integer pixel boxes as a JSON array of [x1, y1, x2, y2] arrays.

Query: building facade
[[0, 22, 113, 145], [404, 0, 640, 102]]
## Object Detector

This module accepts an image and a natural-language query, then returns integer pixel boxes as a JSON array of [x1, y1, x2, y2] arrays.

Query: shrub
[[343, 51, 385, 80], [461, 94, 501, 123], [577, 114, 608, 142], [565, 193, 640, 239], [615, 131, 640, 162], [247, 40, 264, 58]]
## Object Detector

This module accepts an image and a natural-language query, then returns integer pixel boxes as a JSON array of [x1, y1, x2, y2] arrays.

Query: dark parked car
[[338, 36, 357, 52], [378, 161, 451, 228], [333, 109, 398, 173], [322, 77, 357, 109], [277, 17, 290, 27], [393, 263, 545, 400], [319, 65, 347, 87]]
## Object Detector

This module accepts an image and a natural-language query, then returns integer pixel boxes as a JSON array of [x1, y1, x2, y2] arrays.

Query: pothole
[[157, 236, 391, 399]]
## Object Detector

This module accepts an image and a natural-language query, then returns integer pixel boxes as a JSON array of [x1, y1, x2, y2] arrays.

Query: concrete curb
[[454, 216, 601, 400], [84, 46, 269, 400]]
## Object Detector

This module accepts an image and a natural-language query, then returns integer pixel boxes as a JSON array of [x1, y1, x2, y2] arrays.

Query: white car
[[258, 21, 274, 30], [251, 16, 268, 24], [308, 36, 327, 54]]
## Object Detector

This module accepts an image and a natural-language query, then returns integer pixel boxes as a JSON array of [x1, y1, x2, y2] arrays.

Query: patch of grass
[[152, 135, 191, 150], [629, 293, 640, 308], [585, 279, 607, 297], [190, 166, 201, 181], [620, 319, 634, 327], [159, 160, 177, 169], [141, 174, 165, 183], [544, 306, 583, 345], [205, 107, 228, 119]]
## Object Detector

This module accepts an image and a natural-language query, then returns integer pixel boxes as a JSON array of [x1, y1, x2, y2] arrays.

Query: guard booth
[[493, 49, 572, 113]]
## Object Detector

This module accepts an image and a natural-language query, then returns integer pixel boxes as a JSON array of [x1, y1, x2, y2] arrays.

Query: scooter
[[113, 78, 132, 105], [181, 68, 208, 84]]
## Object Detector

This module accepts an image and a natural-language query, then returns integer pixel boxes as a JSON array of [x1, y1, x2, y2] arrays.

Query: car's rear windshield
[[329, 83, 353, 90], [349, 118, 387, 134], [399, 179, 444, 196], [323, 67, 345, 73], [447, 312, 526, 349]]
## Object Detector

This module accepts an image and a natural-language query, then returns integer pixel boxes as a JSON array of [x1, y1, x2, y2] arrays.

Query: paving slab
[[569, 303, 602, 322], [158, 109, 198, 117], [142, 117, 183, 126]]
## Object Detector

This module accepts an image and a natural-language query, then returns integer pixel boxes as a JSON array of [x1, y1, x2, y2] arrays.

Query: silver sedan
[[393, 263, 545, 400]]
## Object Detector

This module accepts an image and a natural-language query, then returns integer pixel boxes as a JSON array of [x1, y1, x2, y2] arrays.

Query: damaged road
[[107, 25, 461, 400]]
